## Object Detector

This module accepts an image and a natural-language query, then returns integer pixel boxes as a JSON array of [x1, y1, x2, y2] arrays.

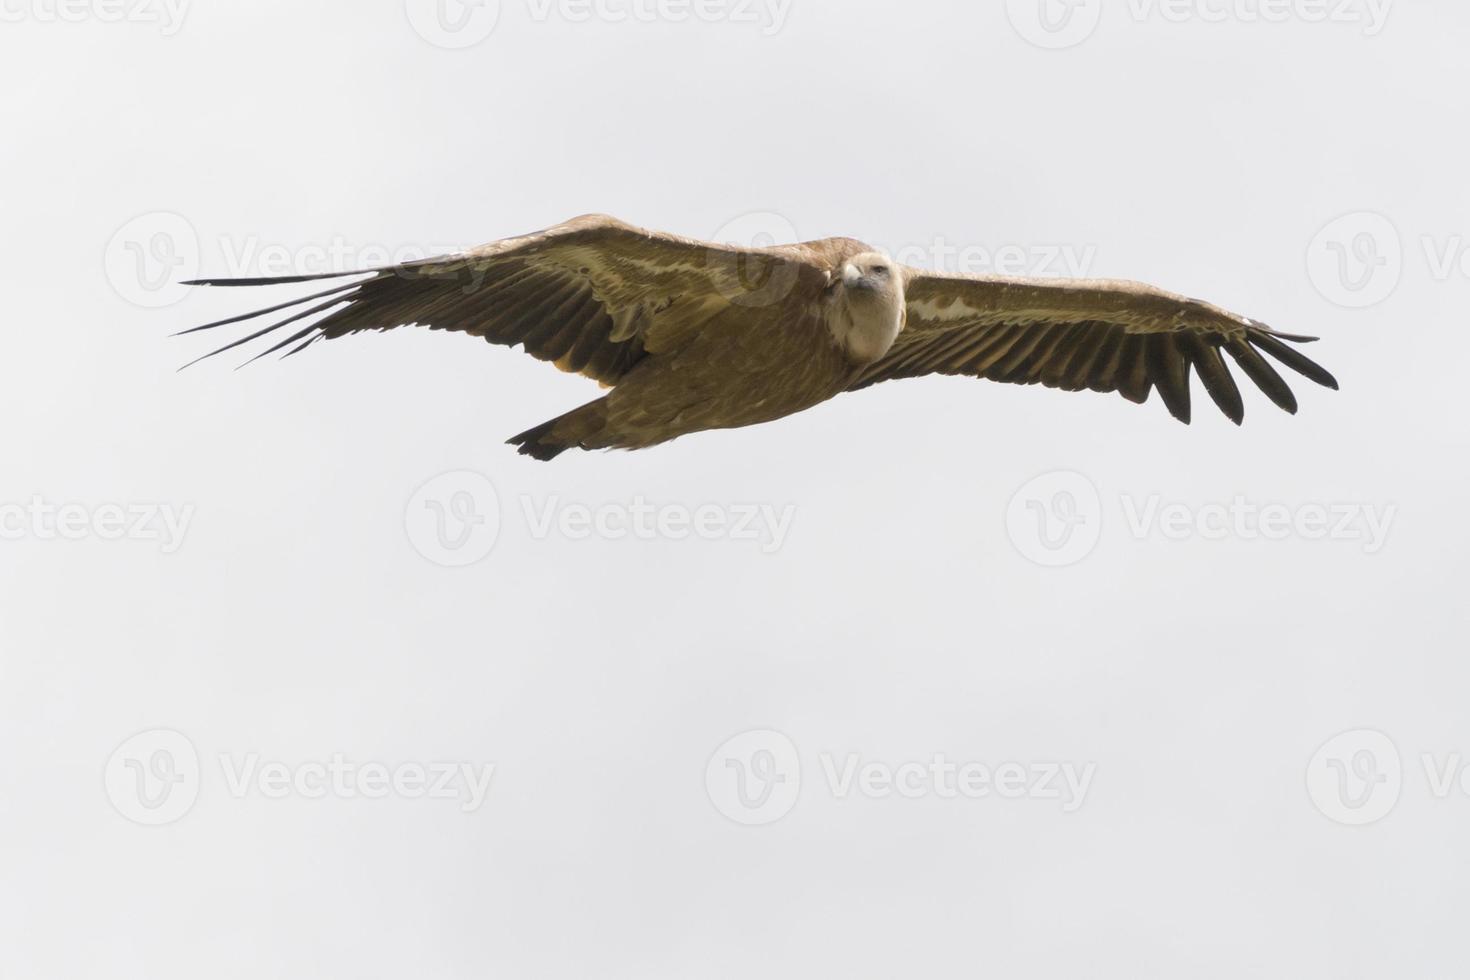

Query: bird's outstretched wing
[[852, 271, 1338, 424], [178, 213, 817, 385]]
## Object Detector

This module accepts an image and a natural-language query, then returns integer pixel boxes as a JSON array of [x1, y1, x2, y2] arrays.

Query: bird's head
[[838, 251, 905, 327], [841, 252, 901, 300]]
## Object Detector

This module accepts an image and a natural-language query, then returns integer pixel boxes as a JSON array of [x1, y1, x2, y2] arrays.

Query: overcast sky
[[3, 1, 1467, 977]]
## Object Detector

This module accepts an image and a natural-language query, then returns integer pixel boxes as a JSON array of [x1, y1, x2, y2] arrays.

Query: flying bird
[[179, 214, 1338, 460]]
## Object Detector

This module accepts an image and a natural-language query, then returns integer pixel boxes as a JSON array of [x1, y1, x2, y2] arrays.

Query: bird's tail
[[508, 398, 610, 462]]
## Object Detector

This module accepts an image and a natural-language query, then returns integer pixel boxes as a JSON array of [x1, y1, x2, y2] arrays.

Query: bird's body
[[550, 298, 854, 454], [523, 239, 904, 457], [179, 214, 1339, 459]]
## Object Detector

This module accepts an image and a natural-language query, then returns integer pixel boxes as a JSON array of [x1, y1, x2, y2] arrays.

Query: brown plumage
[[179, 214, 1339, 460]]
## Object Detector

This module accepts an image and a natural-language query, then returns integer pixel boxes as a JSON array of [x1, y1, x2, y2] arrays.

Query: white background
[[3, 1, 1467, 977]]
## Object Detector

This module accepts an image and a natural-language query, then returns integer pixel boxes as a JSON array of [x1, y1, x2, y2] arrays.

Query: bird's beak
[[842, 264, 865, 290]]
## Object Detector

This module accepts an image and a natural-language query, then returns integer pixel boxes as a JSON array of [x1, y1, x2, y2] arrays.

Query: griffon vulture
[[179, 214, 1338, 460]]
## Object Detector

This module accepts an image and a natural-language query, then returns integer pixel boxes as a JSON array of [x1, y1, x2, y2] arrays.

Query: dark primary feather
[[1148, 333, 1193, 424], [1224, 337, 1297, 414], [1179, 333, 1244, 425]]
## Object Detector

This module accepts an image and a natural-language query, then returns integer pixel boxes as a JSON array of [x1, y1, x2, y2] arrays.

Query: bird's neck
[[830, 294, 904, 364]]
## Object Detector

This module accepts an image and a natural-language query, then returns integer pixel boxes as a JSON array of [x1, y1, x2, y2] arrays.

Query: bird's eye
[[871, 266, 889, 277]]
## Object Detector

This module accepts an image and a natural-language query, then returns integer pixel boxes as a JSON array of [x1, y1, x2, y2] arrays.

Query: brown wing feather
[[177, 213, 823, 387], [852, 271, 1339, 425]]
